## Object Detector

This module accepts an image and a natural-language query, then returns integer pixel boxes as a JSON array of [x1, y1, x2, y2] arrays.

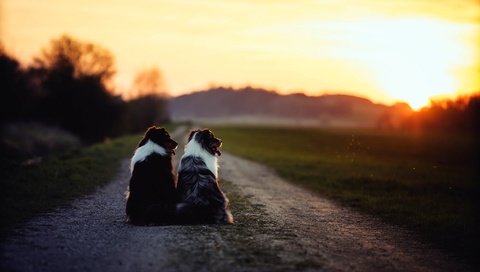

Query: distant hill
[[169, 87, 412, 127]]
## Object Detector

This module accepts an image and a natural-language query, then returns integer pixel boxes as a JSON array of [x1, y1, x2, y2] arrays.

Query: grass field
[[0, 134, 139, 238], [212, 126, 479, 263], [0, 125, 176, 238]]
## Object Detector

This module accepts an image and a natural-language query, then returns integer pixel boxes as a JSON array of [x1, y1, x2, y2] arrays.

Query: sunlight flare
[[321, 18, 477, 109]]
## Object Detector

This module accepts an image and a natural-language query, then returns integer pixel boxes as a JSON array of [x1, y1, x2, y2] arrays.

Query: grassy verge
[[212, 125, 479, 264], [0, 124, 176, 238], [0, 134, 138, 238]]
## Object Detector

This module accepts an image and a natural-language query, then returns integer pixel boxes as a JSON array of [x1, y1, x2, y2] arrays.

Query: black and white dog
[[126, 126, 178, 225], [176, 129, 233, 224]]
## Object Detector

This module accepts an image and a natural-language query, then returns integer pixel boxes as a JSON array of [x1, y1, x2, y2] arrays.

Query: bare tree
[[31, 35, 122, 142], [129, 67, 167, 99], [124, 67, 170, 132], [34, 34, 115, 85]]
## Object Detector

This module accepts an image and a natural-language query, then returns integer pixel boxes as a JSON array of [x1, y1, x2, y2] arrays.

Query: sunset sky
[[1, 0, 479, 109]]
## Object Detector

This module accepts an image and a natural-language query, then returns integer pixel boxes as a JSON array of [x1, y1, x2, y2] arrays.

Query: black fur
[[176, 129, 233, 224], [126, 126, 178, 225]]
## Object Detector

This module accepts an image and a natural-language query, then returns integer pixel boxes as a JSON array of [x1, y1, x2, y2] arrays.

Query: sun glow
[[323, 18, 478, 110], [2, 0, 479, 108]]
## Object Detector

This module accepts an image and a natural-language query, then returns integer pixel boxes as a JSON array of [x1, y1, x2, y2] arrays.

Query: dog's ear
[[159, 127, 169, 136], [188, 129, 200, 142], [202, 129, 215, 138], [137, 126, 157, 147], [145, 126, 157, 136]]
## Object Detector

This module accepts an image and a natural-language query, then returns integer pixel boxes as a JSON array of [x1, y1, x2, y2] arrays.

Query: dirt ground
[[0, 127, 471, 271]]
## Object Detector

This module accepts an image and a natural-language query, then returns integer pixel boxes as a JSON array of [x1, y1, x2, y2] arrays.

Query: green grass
[[0, 124, 176, 238], [212, 125, 479, 264], [0, 134, 138, 238]]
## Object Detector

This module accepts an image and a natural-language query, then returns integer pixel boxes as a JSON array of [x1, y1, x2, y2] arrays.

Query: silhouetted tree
[[0, 48, 24, 122], [124, 67, 170, 133], [0, 47, 41, 123], [33, 35, 123, 143], [401, 93, 480, 133], [34, 35, 115, 85], [128, 67, 167, 99], [125, 95, 170, 133]]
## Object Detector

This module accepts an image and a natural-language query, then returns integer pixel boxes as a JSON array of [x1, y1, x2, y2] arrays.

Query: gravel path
[[0, 128, 470, 272]]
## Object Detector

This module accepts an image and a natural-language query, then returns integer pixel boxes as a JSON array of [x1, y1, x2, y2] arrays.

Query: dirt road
[[0, 128, 470, 271]]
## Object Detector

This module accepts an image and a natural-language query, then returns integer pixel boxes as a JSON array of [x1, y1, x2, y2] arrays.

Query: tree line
[[401, 94, 480, 133], [0, 35, 169, 144], [2, 34, 478, 143]]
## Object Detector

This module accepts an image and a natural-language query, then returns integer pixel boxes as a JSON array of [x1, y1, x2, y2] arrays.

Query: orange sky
[[1, 0, 479, 109]]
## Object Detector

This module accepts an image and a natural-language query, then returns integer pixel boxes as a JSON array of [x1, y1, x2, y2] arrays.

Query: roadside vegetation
[[0, 124, 175, 238], [212, 126, 478, 264], [1, 35, 170, 144], [0, 134, 138, 238]]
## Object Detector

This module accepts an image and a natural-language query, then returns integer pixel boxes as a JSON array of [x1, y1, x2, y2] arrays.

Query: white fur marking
[[130, 140, 167, 173], [181, 133, 218, 177]]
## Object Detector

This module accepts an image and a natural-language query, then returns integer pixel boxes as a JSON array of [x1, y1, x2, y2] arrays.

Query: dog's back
[[126, 127, 177, 225], [176, 129, 233, 225], [127, 153, 176, 225], [176, 156, 232, 224]]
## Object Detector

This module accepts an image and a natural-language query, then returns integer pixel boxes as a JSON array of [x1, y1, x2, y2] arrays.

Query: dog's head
[[188, 129, 222, 156], [140, 126, 178, 155]]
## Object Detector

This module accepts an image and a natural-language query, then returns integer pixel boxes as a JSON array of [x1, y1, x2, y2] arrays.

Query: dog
[[126, 126, 178, 225], [176, 129, 233, 224]]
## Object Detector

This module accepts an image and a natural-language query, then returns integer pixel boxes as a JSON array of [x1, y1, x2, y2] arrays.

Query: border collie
[[176, 129, 233, 224], [126, 126, 178, 225]]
